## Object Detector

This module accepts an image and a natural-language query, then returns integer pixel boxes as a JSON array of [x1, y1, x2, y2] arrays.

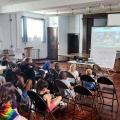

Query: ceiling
[[0, 0, 120, 15]]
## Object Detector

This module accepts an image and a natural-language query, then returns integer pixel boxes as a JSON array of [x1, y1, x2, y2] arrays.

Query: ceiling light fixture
[[100, 3, 104, 8], [86, 6, 90, 11]]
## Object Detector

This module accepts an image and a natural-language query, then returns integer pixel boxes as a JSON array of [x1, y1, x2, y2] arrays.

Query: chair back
[[27, 90, 43, 103], [49, 68, 58, 76], [81, 74, 95, 82], [55, 80, 69, 89], [74, 85, 92, 96], [97, 77, 113, 85], [14, 87, 23, 102], [93, 64, 102, 71], [59, 71, 75, 79]]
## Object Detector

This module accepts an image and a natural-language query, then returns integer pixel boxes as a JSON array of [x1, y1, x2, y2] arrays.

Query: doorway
[[68, 33, 79, 54]]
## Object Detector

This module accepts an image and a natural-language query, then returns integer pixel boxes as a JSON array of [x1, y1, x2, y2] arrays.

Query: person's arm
[[69, 86, 74, 90], [44, 94, 52, 108], [2, 77, 6, 83]]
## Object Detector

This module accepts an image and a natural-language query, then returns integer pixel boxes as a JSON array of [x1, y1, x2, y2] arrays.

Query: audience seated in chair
[[14, 68, 32, 100], [20, 57, 37, 85], [0, 82, 27, 120], [37, 69, 55, 93], [54, 62, 62, 73], [36, 79, 62, 111], [2, 56, 15, 69], [83, 69, 96, 90], [69, 64, 80, 84], [59, 71, 75, 98]]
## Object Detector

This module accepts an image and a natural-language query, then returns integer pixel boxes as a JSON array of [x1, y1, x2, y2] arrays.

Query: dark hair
[[1, 60, 8, 66], [0, 82, 16, 105], [59, 71, 67, 79], [36, 79, 48, 93]]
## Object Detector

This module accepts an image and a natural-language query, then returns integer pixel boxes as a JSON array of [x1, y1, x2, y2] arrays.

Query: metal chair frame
[[27, 90, 60, 120], [72, 85, 101, 120], [97, 77, 119, 112]]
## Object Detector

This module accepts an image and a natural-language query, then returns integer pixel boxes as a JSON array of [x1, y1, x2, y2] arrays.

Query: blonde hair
[[86, 69, 92, 75], [69, 64, 76, 72]]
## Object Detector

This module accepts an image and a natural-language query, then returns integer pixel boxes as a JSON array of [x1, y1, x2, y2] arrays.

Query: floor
[[21, 62, 120, 120]]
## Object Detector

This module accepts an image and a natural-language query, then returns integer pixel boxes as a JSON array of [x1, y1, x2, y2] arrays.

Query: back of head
[[61, 71, 67, 80], [69, 64, 76, 72], [0, 82, 15, 105], [36, 79, 48, 93], [54, 62, 61, 71], [86, 69, 92, 75]]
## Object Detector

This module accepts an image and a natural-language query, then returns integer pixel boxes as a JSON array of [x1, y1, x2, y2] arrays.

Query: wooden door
[[47, 27, 58, 60]]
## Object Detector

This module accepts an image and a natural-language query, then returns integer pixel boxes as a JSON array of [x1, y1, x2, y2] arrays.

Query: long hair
[[0, 82, 16, 106]]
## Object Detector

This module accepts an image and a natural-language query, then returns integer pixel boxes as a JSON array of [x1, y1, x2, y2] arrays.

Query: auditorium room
[[0, 0, 120, 120]]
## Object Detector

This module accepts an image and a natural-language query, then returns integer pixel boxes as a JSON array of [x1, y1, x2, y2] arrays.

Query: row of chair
[[26, 75, 119, 120]]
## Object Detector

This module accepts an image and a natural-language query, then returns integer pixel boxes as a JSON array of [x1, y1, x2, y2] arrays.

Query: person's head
[[69, 64, 76, 72], [36, 79, 48, 93], [42, 61, 50, 70], [2, 56, 10, 62], [0, 82, 15, 105], [61, 71, 67, 80], [54, 62, 61, 72], [38, 69, 46, 78], [86, 69, 92, 76]]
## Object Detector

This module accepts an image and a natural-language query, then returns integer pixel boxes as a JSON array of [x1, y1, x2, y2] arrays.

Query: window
[[22, 17, 45, 43]]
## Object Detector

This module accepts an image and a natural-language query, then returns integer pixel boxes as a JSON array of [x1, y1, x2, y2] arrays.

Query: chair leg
[[65, 99, 70, 120], [91, 107, 94, 120], [51, 113, 56, 120], [115, 92, 119, 107], [95, 105, 101, 120], [28, 111, 31, 120], [72, 103, 76, 120], [111, 93, 114, 112]]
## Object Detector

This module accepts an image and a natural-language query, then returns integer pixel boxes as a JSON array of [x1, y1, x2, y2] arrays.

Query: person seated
[[36, 79, 62, 111], [14, 68, 32, 100], [69, 64, 80, 84], [59, 71, 75, 98], [83, 69, 96, 90], [37, 69, 55, 93], [0, 65, 6, 85], [0, 82, 27, 120], [54, 62, 62, 73], [19, 57, 37, 85], [2, 56, 15, 68]]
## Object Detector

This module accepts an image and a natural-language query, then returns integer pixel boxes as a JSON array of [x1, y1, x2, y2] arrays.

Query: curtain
[[22, 16, 28, 43]]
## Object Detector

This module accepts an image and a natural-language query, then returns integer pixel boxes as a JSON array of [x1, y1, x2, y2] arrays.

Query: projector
[[74, 56, 85, 63], [88, 58, 94, 63]]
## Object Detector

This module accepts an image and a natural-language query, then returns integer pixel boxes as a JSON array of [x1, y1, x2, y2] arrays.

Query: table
[[67, 60, 94, 69]]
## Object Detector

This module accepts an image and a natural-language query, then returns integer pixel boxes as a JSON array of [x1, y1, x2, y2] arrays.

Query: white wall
[[94, 18, 107, 27], [0, 12, 83, 59], [107, 14, 120, 26], [68, 14, 83, 53], [58, 16, 68, 60], [0, 12, 48, 58]]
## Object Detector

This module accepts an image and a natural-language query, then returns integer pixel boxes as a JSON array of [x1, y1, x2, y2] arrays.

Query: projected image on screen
[[91, 27, 120, 50]]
